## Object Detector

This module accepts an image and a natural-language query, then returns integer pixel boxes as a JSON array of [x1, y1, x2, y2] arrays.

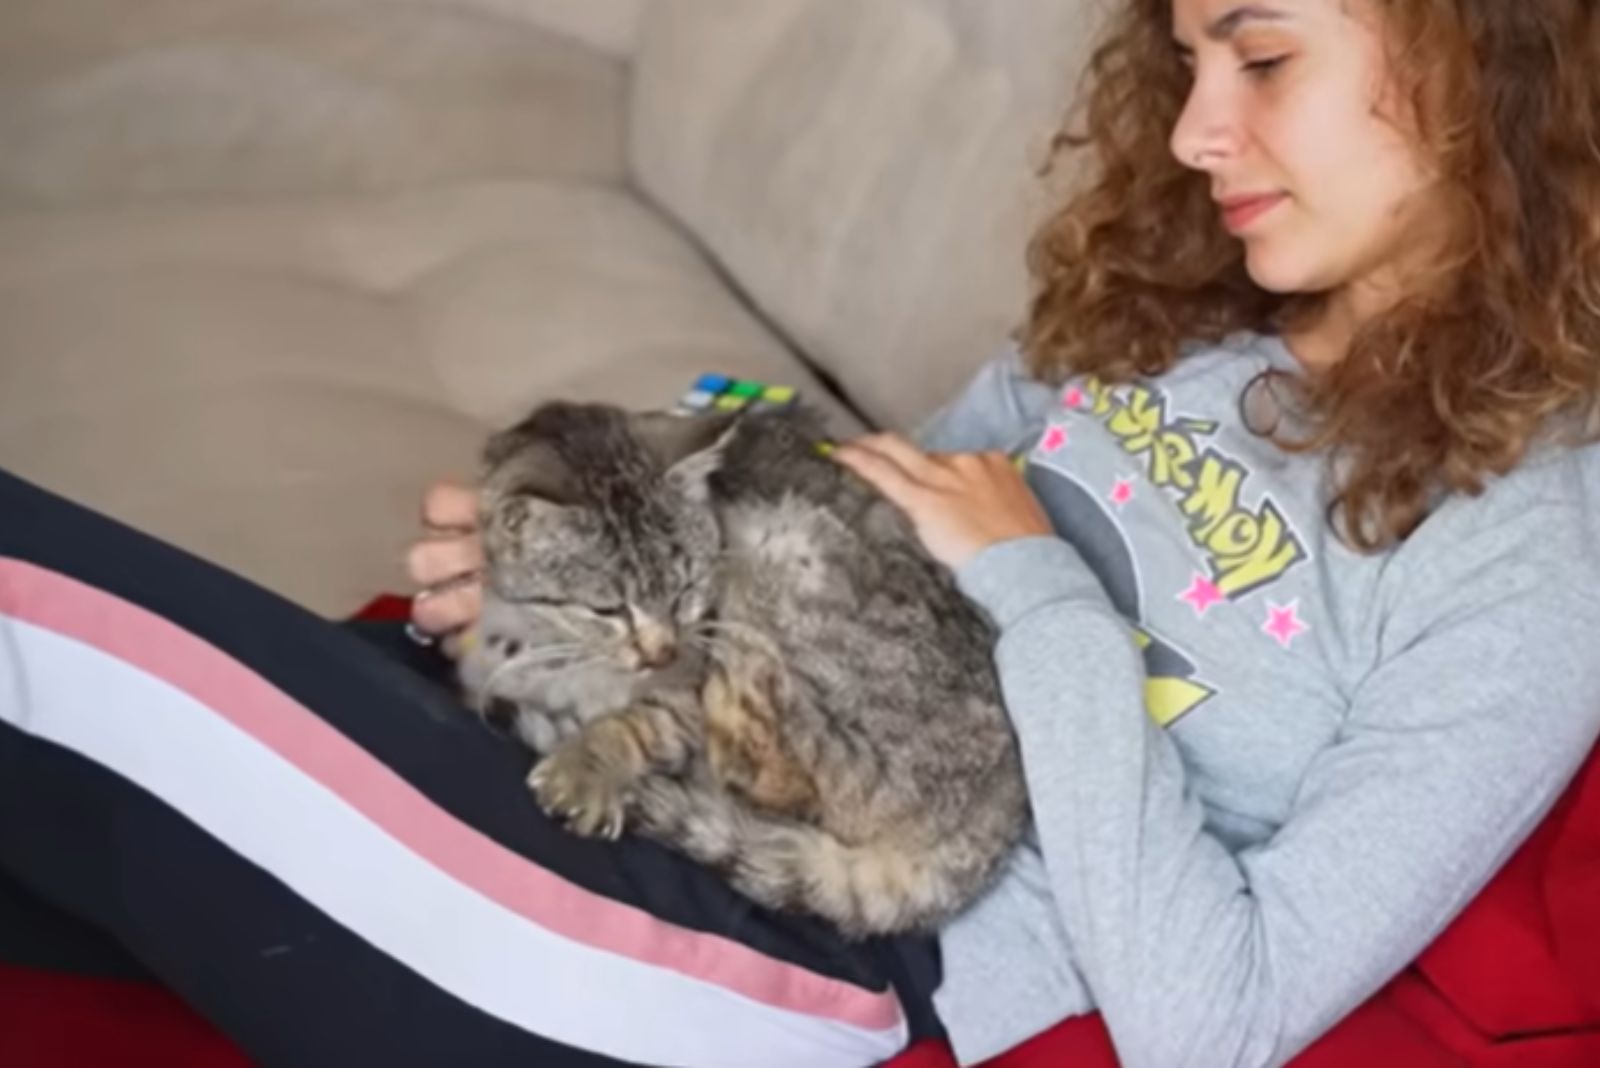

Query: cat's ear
[[481, 427, 580, 505], [631, 411, 741, 490], [482, 425, 526, 471], [479, 434, 580, 555]]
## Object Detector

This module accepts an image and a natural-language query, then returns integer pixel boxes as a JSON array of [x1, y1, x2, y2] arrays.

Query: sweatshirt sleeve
[[951, 495, 1600, 1068], [910, 345, 1056, 454]]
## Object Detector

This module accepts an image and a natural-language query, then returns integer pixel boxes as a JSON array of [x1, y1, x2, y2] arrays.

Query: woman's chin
[[1242, 246, 1326, 296]]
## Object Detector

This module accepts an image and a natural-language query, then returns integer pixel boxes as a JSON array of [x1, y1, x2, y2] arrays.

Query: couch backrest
[[0, 0, 632, 209], [630, 0, 1107, 429], [431, 0, 652, 56]]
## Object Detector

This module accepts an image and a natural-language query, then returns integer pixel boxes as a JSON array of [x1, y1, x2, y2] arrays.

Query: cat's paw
[[528, 743, 629, 841]]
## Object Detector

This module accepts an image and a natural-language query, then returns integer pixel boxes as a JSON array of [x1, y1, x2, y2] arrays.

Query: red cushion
[[355, 594, 415, 622], [881, 981, 1461, 1068], [1415, 742, 1600, 1037], [1543, 740, 1600, 1017], [0, 964, 251, 1068]]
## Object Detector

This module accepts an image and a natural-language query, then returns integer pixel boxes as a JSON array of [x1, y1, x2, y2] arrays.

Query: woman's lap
[[0, 468, 938, 1068]]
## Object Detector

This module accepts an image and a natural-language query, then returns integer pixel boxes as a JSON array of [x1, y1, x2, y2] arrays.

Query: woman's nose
[[1169, 74, 1237, 172]]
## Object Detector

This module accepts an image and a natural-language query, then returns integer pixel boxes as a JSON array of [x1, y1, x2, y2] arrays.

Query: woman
[[6, 1, 1600, 1066]]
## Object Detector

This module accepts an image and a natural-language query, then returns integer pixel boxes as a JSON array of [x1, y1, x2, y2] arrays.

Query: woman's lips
[[1220, 193, 1287, 232]]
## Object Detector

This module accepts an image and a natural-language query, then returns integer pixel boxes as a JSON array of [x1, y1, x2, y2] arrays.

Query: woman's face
[[1168, 0, 1438, 307]]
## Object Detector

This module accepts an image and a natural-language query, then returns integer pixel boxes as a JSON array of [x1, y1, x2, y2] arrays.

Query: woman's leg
[[0, 469, 938, 1068]]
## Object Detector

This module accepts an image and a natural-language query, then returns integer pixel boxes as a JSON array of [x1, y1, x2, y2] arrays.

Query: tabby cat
[[457, 400, 1027, 937]]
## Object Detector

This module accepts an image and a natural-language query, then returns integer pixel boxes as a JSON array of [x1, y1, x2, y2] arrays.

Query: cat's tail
[[630, 775, 1009, 939]]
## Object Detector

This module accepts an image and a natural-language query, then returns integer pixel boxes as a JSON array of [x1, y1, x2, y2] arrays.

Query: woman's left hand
[[833, 433, 1054, 570]]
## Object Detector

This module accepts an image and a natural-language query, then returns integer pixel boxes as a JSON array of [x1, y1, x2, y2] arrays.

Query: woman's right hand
[[406, 481, 485, 653]]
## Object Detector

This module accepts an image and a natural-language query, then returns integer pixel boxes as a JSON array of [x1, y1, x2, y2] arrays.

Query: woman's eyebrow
[[1174, 4, 1290, 54]]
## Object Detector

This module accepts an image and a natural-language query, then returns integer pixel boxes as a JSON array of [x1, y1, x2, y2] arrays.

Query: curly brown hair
[[1023, 0, 1600, 549]]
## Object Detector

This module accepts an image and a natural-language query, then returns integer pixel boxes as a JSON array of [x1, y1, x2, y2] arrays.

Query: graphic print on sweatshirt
[[1024, 376, 1313, 727]]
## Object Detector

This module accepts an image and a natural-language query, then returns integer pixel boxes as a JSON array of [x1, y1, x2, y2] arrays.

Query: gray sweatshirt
[[915, 332, 1600, 1067]]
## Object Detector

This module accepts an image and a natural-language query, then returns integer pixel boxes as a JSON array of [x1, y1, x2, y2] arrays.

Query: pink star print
[[1263, 600, 1309, 649], [1040, 425, 1069, 454], [1178, 574, 1225, 617], [1110, 477, 1135, 508], [1062, 385, 1086, 409]]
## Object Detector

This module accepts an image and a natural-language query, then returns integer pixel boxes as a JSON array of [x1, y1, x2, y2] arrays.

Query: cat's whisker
[[535, 651, 613, 676], [687, 620, 793, 691], [478, 644, 597, 714], [688, 623, 765, 655], [690, 618, 779, 654], [687, 617, 751, 636], [685, 634, 739, 661], [477, 657, 522, 715], [535, 615, 589, 643], [512, 643, 588, 666]]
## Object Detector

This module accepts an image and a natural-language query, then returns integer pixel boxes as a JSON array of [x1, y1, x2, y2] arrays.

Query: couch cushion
[[630, 0, 1106, 431], [424, 0, 653, 57], [0, 181, 851, 616], [0, 0, 627, 209]]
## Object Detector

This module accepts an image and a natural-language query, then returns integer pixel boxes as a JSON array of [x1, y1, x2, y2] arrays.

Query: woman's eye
[[1243, 56, 1288, 78]]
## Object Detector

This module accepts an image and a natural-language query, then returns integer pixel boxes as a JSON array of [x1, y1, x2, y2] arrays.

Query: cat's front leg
[[529, 689, 702, 840]]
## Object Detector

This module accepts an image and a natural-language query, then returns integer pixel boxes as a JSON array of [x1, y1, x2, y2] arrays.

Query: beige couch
[[0, 0, 1100, 616]]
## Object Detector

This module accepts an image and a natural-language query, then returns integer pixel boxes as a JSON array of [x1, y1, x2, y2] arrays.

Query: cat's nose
[[640, 647, 676, 669], [634, 626, 678, 669]]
